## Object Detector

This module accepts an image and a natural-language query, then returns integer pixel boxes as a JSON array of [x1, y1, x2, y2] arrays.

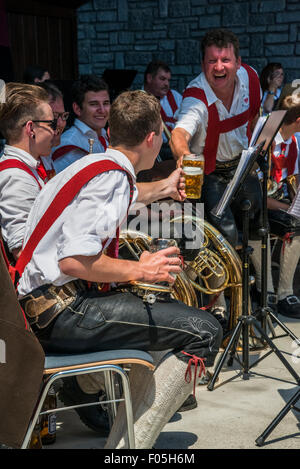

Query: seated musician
[[258, 92, 300, 319], [52, 75, 110, 174], [16, 90, 222, 449], [143, 60, 182, 162], [170, 28, 276, 321], [37, 81, 69, 180], [0, 83, 56, 261], [0, 82, 114, 435]]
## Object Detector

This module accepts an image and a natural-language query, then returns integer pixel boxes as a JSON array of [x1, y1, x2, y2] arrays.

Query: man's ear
[[145, 73, 152, 85], [24, 121, 34, 138], [237, 56, 242, 70], [72, 102, 81, 117], [145, 131, 155, 147]]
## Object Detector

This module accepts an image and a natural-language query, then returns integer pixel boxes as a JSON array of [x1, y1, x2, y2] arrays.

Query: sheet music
[[211, 144, 262, 219], [250, 110, 287, 151]]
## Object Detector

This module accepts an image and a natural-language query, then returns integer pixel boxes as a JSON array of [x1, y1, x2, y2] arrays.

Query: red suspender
[[15, 160, 134, 279], [52, 145, 87, 162], [160, 90, 179, 132], [182, 64, 261, 175], [271, 137, 298, 183], [0, 160, 43, 189]]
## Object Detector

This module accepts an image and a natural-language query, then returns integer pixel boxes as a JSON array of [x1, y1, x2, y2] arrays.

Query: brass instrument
[[119, 217, 242, 332], [286, 174, 298, 200], [118, 229, 197, 306]]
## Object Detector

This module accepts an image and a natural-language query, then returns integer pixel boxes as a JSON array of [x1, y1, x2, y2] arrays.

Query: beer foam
[[183, 166, 203, 175]]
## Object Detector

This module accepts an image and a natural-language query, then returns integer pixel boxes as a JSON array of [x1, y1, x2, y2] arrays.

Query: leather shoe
[[177, 394, 197, 412], [58, 377, 110, 436], [277, 295, 300, 319]]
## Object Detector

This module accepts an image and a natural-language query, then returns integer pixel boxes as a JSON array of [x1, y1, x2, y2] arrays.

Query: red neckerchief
[[36, 159, 49, 183], [99, 135, 108, 151]]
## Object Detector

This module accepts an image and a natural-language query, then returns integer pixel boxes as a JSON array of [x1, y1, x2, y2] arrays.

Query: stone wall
[[77, 0, 300, 93]]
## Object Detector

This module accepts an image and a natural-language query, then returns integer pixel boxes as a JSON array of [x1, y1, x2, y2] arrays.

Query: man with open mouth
[[170, 29, 276, 326]]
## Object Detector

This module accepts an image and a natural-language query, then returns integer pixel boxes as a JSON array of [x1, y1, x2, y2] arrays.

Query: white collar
[[105, 148, 137, 180], [3, 145, 39, 168]]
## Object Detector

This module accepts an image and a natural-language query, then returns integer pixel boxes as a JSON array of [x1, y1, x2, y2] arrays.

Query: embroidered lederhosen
[[182, 64, 261, 175]]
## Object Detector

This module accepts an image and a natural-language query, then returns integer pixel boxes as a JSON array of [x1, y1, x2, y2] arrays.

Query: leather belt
[[19, 280, 89, 330], [215, 155, 241, 172]]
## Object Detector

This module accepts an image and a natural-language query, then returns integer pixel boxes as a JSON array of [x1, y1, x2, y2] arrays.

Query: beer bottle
[[40, 386, 57, 445], [29, 419, 42, 449]]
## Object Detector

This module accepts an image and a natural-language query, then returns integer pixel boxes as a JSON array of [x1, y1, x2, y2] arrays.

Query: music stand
[[206, 127, 300, 445]]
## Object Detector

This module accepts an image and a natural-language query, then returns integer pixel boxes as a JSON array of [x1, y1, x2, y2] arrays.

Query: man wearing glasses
[[0, 82, 57, 260], [37, 81, 69, 180], [52, 75, 110, 173]]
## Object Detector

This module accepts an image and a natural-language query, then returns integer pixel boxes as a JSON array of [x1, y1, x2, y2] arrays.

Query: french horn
[[119, 215, 243, 335]]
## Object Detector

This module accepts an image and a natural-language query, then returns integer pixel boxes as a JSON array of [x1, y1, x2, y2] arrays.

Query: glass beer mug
[[182, 154, 204, 199]]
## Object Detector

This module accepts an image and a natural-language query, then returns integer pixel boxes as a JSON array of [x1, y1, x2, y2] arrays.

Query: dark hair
[[71, 74, 110, 109], [36, 80, 63, 103], [109, 90, 161, 147], [259, 63, 283, 92], [201, 29, 240, 60], [23, 65, 49, 84], [144, 61, 171, 84]]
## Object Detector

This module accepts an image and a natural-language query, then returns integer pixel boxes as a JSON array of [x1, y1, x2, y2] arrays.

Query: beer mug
[[182, 154, 204, 199], [149, 238, 178, 280]]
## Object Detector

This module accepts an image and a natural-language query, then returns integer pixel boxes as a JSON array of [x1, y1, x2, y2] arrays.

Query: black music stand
[[206, 133, 300, 445]]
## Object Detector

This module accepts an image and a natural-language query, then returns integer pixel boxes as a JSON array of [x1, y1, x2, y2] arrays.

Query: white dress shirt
[[160, 89, 182, 143], [18, 149, 138, 297], [175, 66, 261, 162], [52, 118, 109, 173], [0, 145, 45, 251]]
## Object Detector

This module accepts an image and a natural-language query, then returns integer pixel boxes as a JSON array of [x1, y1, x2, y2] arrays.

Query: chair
[[21, 349, 154, 449]]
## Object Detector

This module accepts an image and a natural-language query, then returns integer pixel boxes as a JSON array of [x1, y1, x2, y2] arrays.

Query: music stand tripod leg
[[255, 386, 300, 447], [207, 200, 253, 390]]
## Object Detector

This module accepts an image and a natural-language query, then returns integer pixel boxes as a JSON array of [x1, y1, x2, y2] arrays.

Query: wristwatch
[[268, 91, 275, 95]]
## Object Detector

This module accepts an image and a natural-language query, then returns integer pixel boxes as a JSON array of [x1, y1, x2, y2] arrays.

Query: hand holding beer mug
[[182, 154, 204, 199], [149, 238, 180, 281]]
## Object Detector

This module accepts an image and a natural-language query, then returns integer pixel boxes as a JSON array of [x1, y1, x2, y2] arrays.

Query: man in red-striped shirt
[[170, 29, 271, 321], [144, 60, 182, 162], [264, 93, 300, 318]]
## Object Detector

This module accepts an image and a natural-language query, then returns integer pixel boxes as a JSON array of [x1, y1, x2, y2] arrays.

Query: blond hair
[[280, 92, 300, 126], [0, 82, 49, 143]]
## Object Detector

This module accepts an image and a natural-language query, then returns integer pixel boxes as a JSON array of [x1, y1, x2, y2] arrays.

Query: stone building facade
[[77, 0, 300, 93]]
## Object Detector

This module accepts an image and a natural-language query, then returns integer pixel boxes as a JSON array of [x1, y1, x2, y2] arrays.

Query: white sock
[[105, 352, 201, 449], [277, 236, 300, 300], [250, 238, 274, 293]]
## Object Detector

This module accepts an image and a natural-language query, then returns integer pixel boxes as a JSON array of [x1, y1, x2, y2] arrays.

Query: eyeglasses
[[22, 119, 58, 131], [52, 111, 69, 121]]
